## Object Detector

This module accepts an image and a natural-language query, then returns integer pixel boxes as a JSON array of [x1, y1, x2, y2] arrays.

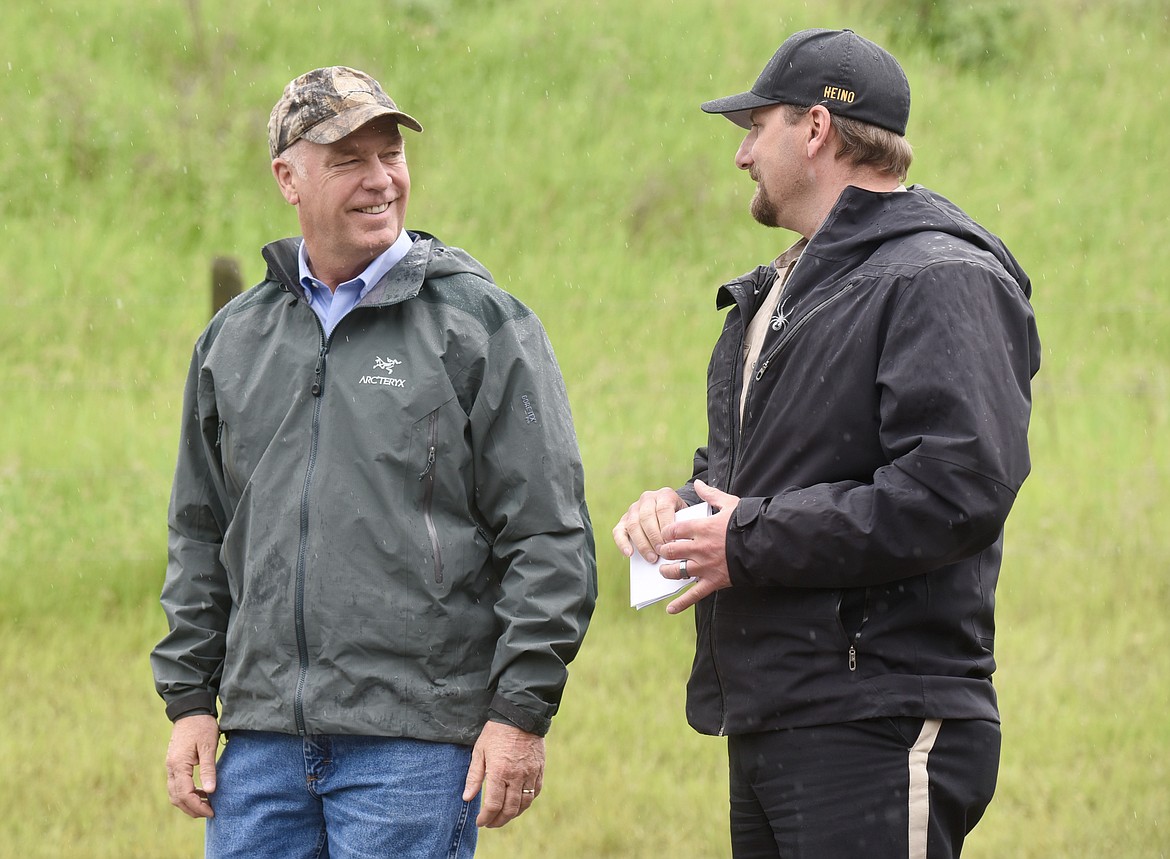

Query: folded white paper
[[629, 502, 711, 609]]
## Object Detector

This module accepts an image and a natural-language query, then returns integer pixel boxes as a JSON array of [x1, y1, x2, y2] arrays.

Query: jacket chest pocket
[[400, 398, 478, 588], [216, 420, 243, 498], [417, 410, 443, 584]]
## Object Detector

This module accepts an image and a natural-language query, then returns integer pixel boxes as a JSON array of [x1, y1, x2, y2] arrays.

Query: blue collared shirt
[[298, 229, 414, 337]]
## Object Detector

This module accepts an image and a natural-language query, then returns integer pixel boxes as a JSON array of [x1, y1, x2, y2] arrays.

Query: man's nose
[[360, 157, 393, 189], [735, 135, 754, 171]]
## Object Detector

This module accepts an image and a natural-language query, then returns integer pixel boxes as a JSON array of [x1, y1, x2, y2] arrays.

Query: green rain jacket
[[151, 232, 596, 744]]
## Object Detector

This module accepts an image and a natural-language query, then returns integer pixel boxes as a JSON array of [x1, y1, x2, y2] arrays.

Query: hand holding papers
[[629, 502, 710, 609]]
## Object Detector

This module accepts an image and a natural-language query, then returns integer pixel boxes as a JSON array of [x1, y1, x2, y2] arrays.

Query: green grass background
[[2, 0, 1167, 855]]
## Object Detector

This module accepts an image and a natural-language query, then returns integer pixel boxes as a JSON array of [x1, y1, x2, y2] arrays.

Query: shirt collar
[[298, 229, 415, 296]]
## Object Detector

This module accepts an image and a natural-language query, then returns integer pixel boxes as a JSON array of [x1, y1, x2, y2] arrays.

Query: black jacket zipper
[[748, 281, 858, 393], [839, 591, 871, 672], [708, 275, 857, 733], [709, 298, 753, 737]]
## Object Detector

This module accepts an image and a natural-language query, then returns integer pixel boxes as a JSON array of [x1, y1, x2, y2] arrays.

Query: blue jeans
[[205, 731, 478, 859]]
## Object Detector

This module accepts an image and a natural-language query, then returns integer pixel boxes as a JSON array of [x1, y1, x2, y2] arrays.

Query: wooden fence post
[[212, 255, 242, 316]]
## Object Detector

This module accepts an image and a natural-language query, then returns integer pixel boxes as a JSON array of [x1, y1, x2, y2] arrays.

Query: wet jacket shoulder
[[151, 232, 597, 744], [684, 186, 1041, 735]]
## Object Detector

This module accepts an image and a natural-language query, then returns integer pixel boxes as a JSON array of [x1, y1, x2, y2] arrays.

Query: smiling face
[[272, 118, 410, 287]]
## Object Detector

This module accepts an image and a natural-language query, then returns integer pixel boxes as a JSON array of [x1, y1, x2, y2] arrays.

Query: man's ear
[[272, 158, 299, 205], [805, 105, 834, 160]]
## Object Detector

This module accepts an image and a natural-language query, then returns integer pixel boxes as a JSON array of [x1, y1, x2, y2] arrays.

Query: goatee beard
[[749, 186, 780, 228]]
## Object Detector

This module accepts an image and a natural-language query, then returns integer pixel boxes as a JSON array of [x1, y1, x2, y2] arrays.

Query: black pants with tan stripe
[[728, 718, 1000, 859]]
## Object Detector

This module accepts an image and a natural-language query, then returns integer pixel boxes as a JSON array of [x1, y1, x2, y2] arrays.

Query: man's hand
[[654, 480, 741, 614], [165, 714, 220, 819], [462, 721, 544, 828], [612, 486, 687, 563]]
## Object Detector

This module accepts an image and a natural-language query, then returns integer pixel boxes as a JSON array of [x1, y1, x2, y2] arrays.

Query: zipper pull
[[311, 346, 328, 397], [848, 646, 857, 672], [418, 446, 436, 480], [755, 359, 769, 382]]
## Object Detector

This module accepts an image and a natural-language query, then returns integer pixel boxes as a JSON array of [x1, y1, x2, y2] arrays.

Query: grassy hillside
[[1, 0, 1167, 856]]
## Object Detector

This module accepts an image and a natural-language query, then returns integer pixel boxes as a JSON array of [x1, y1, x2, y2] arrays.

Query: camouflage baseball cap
[[268, 66, 423, 159]]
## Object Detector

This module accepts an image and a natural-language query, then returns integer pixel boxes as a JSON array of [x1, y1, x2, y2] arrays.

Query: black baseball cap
[[701, 29, 911, 135]]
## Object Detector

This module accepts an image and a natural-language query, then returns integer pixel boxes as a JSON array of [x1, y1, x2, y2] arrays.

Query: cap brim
[[301, 104, 424, 145], [700, 91, 782, 129]]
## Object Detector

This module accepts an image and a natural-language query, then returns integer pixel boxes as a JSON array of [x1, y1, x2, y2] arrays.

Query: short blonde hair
[[784, 104, 913, 181]]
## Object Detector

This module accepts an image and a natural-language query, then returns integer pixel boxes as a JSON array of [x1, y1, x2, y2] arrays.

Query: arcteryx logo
[[360, 356, 407, 388], [373, 356, 402, 374]]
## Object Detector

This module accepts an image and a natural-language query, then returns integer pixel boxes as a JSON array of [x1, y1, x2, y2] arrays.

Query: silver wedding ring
[[522, 788, 536, 795], [679, 559, 688, 578]]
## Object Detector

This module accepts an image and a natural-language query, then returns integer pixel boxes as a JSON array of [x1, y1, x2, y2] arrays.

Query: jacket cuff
[[489, 694, 551, 737], [165, 691, 219, 722], [727, 496, 766, 587]]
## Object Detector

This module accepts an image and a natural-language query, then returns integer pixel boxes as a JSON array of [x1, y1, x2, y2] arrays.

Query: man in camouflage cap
[[152, 66, 596, 858], [267, 66, 423, 160]]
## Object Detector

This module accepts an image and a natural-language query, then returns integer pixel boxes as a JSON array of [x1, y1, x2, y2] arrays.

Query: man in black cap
[[152, 66, 596, 857], [614, 29, 1040, 857]]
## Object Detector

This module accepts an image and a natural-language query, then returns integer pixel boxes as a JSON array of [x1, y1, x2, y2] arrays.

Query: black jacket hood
[[719, 185, 1031, 316]]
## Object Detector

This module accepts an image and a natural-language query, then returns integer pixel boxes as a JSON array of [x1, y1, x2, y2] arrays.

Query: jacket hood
[[260, 230, 494, 305], [809, 185, 1030, 298], [718, 185, 1031, 311]]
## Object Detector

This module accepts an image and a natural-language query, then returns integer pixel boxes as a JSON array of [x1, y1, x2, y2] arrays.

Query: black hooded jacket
[[680, 185, 1041, 736]]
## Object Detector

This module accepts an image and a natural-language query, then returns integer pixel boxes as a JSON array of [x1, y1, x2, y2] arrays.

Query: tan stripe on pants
[[908, 718, 943, 859]]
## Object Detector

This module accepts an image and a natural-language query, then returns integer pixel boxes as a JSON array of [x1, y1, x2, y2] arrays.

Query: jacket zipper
[[311, 341, 329, 397], [711, 304, 752, 737], [847, 611, 869, 673], [748, 281, 858, 394], [216, 420, 246, 498], [839, 591, 871, 672], [419, 411, 444, 584], [294, 328, 329, 735], [747, 283, 859, 673], [710, 277, 857, 733]]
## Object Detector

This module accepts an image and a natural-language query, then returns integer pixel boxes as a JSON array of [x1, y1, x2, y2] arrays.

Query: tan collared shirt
[[737, 187, 905, 423], [740, 238, 808, 422]]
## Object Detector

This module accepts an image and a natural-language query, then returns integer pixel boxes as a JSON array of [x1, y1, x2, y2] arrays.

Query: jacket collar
[[262, 232, 435, 308], [715, 183, 1031, 314]]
